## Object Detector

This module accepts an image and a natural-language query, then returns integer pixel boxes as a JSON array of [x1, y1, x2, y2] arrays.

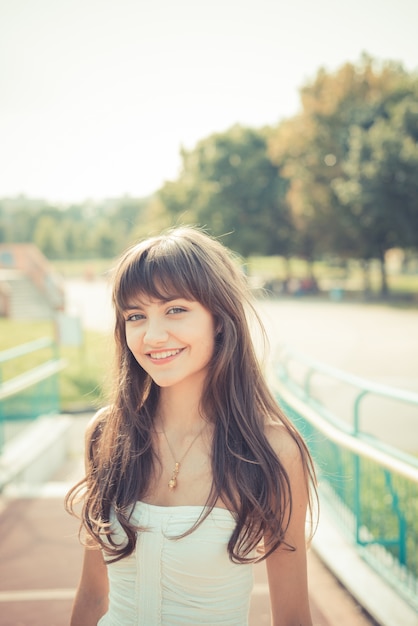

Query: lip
[[146, 348, 184, 363]]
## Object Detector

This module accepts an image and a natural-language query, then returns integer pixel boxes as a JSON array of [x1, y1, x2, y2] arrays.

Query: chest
[[145, 439, 214, 507]]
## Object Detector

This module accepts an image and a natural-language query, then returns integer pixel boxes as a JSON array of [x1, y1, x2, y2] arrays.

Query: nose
[[143, 316, 169, 344]]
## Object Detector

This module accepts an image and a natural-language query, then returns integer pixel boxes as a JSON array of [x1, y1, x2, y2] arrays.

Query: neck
[[156, 386, 206, 433]]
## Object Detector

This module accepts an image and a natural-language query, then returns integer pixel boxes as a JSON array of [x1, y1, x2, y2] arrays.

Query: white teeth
[[149, 349, 181, 360]]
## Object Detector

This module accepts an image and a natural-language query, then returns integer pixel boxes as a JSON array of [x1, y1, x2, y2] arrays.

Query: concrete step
[[0, 271, 54, 319]]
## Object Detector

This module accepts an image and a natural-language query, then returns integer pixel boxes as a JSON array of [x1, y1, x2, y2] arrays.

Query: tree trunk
[[306, 258, 315, 280], [284, 256, 291, 282], [378, 251, 389, 297], [361, 260, 371, 295]]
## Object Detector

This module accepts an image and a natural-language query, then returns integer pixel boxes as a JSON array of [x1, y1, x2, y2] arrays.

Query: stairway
[[0, 269, 55, 320]]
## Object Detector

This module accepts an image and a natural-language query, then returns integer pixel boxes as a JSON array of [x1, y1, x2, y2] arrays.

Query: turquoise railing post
[[354, 453, 362, 545], [353, 389, 368, 546], [383, 469, 407, 566], [399, 515, 407, 567], [353, 390, 368, 435]]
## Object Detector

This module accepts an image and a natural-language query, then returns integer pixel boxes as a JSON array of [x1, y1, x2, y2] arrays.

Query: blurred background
[[0, 1, 417, 625]]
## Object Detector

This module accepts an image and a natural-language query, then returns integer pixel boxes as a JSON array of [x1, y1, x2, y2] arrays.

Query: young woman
[[66, 226, 317, 626]]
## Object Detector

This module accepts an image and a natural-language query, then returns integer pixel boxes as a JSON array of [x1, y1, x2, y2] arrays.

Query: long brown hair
[[66, 226, 316, 562]]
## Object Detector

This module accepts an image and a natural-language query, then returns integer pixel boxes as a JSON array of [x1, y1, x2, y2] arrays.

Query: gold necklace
[[161, 425, 206, 490]]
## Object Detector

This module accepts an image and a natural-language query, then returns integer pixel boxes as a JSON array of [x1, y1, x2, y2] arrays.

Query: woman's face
[[123, 293, 216, 392]]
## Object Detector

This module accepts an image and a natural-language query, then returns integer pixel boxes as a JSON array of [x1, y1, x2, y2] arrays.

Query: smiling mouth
[[148, 349, 183, 360]]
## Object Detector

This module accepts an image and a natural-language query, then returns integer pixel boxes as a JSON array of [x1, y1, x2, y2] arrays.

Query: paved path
[[0, 492, 376, 626], [257, 297, 418, 453], [257, 298, 418, 387]]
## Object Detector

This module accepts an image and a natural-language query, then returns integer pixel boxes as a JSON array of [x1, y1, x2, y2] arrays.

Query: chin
[[151, 377, 180, 388]]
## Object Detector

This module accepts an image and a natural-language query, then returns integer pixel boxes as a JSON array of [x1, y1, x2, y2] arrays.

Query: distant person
[[66, 226, 317, 626]]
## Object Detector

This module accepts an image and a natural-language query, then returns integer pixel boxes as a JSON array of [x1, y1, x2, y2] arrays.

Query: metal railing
[[274, 345, 418, 612], [0, 338, 66, 451]]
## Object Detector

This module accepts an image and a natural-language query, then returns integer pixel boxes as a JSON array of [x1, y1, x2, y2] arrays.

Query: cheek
[[125, 326, 142, 355], [198, 340, 215, 365], [124, 326, 133, 350], [199, 326, 216, 360]]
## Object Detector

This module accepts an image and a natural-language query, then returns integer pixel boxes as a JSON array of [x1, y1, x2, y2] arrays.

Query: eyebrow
[[123, 297, 183, 310]]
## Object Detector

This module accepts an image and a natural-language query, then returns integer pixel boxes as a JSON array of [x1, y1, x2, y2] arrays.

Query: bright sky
[[1, 0, 417, 203]]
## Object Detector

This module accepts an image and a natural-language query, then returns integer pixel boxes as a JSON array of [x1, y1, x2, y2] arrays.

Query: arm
[[70, 545, 109, 626], [71, 409, 110, 625], [264, 425, 313, 626]]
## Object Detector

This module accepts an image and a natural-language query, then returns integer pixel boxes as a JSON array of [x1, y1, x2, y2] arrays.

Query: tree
[[33, 214, 64, 259], [160, 125, 294, 259], [269, 55, 418, 293], [333, 95, 418, 294]]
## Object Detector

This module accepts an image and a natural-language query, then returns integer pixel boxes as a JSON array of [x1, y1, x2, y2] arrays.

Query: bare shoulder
[[84, 406, 111, 467], [264, 420, 313, 534], [85, 406, 111, 443], [264, 420, 303, 468]]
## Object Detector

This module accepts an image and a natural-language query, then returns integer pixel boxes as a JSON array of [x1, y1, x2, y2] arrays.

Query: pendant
[[168, 462, 180, 490]]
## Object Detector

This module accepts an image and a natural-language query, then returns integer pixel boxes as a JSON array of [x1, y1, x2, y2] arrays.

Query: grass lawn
[[247, 256, 418, 298], [0, 319, 110, 412]]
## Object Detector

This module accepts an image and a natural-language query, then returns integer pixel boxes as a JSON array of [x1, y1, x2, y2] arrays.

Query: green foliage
[[333, 95, 418, 258], [0, 196, 159, 260], [159, 125, 294, 257]]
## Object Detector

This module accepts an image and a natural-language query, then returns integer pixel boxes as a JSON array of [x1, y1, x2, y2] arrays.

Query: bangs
[[114, 239, 204, 312]]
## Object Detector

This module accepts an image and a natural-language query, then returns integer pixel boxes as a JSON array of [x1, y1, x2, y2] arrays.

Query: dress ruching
[[98, 503, 254, 626]]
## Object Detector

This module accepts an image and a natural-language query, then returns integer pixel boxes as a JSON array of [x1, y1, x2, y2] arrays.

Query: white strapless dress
[[97, 502, 254, 626]]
